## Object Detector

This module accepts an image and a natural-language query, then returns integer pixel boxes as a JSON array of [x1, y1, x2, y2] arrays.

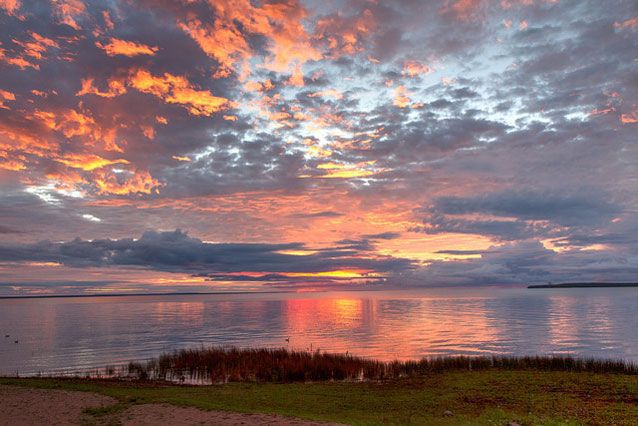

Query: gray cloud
[[0, 229, 413, 279]]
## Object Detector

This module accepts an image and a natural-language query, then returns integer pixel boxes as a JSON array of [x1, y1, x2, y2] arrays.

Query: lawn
[[2, 369, 637, 425]]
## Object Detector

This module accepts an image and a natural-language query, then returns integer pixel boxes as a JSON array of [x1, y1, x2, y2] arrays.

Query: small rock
[[443, 410, 454, 417]]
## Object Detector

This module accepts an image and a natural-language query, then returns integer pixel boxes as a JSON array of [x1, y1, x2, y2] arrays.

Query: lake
[[1, 286, 637, 375]]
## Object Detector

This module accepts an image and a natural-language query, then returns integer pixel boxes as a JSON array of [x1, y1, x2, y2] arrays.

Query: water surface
[[1, 286, 637, 375]]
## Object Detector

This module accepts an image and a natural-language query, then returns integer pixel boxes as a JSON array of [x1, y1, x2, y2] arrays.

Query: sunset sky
[[0, 0, 637, 295]]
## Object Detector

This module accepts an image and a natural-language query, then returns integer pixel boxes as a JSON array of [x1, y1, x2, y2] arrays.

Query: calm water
[[1, 287, 637, 375]]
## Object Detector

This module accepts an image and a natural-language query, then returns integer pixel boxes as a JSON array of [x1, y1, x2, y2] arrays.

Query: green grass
[[2, 369, 638, 425]]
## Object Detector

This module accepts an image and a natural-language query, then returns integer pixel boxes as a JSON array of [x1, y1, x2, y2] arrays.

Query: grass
[[2, 369, 638, 425], [2, 348, 638, 424], [126, 346, 638, 383]]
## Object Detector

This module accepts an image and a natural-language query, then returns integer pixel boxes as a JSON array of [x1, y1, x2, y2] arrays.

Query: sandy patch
[[0, 385, 116, 425], [117, 403, 343, 425]]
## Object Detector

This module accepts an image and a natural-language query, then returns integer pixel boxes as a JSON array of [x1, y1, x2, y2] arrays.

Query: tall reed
[[127, 347, 638, 383]]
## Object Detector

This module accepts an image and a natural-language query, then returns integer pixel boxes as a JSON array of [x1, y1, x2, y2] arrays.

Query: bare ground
[[116, 403, 343, 425], [0, 385, 116, 426], [0, 385, 343, 426]]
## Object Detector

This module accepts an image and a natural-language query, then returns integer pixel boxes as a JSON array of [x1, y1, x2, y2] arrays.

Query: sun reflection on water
[[0, 288, 637, 375]]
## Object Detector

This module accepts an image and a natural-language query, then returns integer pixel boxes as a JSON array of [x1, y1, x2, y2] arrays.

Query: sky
[[0, 0, 637, 296]]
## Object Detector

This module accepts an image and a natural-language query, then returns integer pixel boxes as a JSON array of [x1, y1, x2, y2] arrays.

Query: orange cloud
[[13, 31, 58, 59], [96, 38, 159, 57], [38, 108, 96, 139], [308, 89, 343, 100], [76, 77, 127, 98], [442, 0, 485, 22], [128, 69, 232, 116], [614, 17, 638, 30], [178, 0, 321, 79], [77, 69, 233, 116], [0, 155, 26, 171], [287, 63, 304, 87], [178, 18, 250, 79], [310, 161, 378, 179], [141, 125, 155, 139], [0, 49, 37, 69], [589, 106, 615, 117], [56, 153, 129, 171], [0, 0, 20, 15], [30, 108, 122, 152], [402, 60, 433, 77], [50, 0, 86, 30], [393, 85, 411, 108], [102, 10, 114, 30], [1, 31, 58, 69], [302, 138, 332, 159], [620, 108, 638, 124], [281, 270, 378, 279], [314, 9, 375, 58], [0, 89, 15, 109], [94, 168, 162, 195], [0, 119, 54, 157], [243, 79, 274, 93], [232, 0, 321, 72]]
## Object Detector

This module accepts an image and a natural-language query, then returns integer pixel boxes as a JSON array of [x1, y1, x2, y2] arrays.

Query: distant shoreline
[[528, 282, 638, 289]]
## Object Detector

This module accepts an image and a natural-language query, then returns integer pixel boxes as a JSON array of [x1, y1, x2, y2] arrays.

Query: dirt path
[[0, 385, 343, 425], [0, 385, 116, 425], [116, 403, 342, 425]]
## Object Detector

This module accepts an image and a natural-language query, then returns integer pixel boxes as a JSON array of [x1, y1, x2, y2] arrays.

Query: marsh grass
[[126, 346, 638, 383]]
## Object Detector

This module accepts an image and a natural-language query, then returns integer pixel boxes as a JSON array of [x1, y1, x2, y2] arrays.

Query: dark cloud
[[435, 250, 485, 255], [0, 225, 21, 234], [430, 191, 621, 227], [418, 190, 625, 243], [288, 211, 344, 218], [0, 229, 413, 279], [362, 232, 402, 240], [397, 240, 638, 287]]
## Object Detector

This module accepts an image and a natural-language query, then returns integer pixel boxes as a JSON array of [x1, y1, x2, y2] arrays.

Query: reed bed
[[126, 347, 638, 383]]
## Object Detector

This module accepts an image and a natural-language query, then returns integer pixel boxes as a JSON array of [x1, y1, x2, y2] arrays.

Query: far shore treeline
[[528, 282, 638, 289]]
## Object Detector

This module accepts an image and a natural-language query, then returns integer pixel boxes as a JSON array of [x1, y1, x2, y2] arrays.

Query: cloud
[[176, 0, 321, 78], [95, 38, 159, 57], [288, 210, 343, 219], [419, 190, 623, 242], [0, 0, 637, 292], [362, 232, 402, 240], [430, 191, 620, 227], [0, 0, 21, 16], [51, 0, 87, 30], [0, 225, 21, 234], [397, 239, 638, 287], [0, 230, 413, 284]]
